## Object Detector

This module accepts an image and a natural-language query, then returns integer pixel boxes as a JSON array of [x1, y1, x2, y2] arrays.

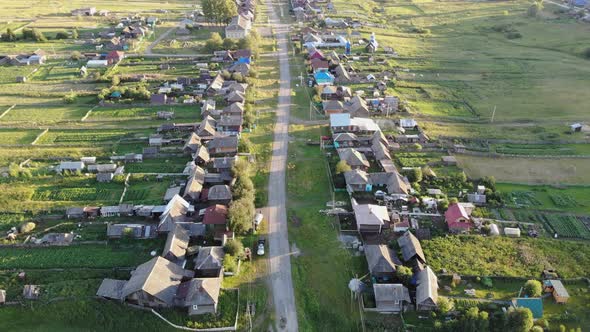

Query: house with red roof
[[106, 51, 124, 65], [310, 58, 329, 73], [308, 49, 325, 60], [202, 204, 228, 226], [445, 203, 472, 233]]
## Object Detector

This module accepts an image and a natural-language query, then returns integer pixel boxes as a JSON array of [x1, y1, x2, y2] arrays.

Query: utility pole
[[490, 105, 497, 123], [309, 100, 312, 121]]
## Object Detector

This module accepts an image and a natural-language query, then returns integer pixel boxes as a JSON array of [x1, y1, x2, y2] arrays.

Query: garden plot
[[32, 184, 123, 204], [0, 105, 88, 124], [36, 129, 149, 145], [88, 105, 200, 122], [0, 129, 41, 145], [541, 214, 590, 240]]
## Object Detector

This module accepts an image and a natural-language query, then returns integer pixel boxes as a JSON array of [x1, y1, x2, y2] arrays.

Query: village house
[[194, 246, 224, 277], [183, 133, 202, 155], [364, 244, 401, 282], [337, 148, 370, 170], [415, 266, 438, 311], [158, 195, 192, 233], [36, 233, 74, 246], [177, 277, 222, 315], [344, 169, 371, 192], [445, 203, 473, 233], [162, 224, 190, 264], [71, 7, 96, 16], [206, 185, 232, 205], [150, 94, 168, 105], [183, 166, 206, 202], [207, 136, 238, 156], [225, 15, 251, 39], [353, 199, 390, 234], [373, 284, 411, 313], [107, 224, 156, 239], [397, 231, 426, 268], [202, 204, 228, 236], [333, 132, 358, 148]]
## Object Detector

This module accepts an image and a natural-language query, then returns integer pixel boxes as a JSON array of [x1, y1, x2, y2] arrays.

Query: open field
[[422, 235, 590, 278], [287, 124, 364, 331], [497, 183, 590, 214], [456, 155, 590, 185]]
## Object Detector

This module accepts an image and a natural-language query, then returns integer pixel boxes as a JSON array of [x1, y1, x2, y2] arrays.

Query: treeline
[[1, 28, 78, 42]]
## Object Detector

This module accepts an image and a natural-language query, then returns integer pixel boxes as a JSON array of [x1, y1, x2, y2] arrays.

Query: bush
[[238, 136, 253, 153], [55, 31, 69, 39], [224, 239, 244, 258], [71, 51, 82, 61], [63, 90, 78, 104], [223, 254, 237, 273], [583, 47, 590, 59], [506, 32, 522, 39], [523, 279, 542, 297], [20, 222, 36, 233], [335, 160, 351, 174]]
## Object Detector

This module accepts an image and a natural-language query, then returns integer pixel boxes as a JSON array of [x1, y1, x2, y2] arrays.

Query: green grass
[[497, 183, 590, 214], [287, 124, 363, 331], [0, 105, 89, 124], [0, 128, 41, 144], [423, 235, 590, 278], [0, 243, 155, 269]]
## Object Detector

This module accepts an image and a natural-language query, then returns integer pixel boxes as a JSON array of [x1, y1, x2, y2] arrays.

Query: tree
[[63, 90, 78, 104], [204, 32, 223, 52], [233, 176, 254, 199], [1, 28, 17, 42], [71, 29, 79, 39], [19, 222, 36, 233], [437, 297, 454, 315], [228, 198, 255, 234], [506, 307, 534, 332], [223, 239, 244, 257], [527, 0, 544, 17], [395, 266, 413, 285], [55, 31, 69, 39], [238, 136, 253, 153], [406, 167, 423, 183], [23, 28, 47, 42], [71, 51, 82, 61], [523, 280, 542, 297], [222, 38, 236, 50], [335, 160, 351, 174], [201, 0, 237, 25]]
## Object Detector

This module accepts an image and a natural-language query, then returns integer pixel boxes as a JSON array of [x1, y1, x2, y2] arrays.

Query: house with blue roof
[[314, 71, 335, 86], [512, 297, 543, 319]]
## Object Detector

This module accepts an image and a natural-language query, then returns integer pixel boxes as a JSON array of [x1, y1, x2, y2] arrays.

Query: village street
[[264, 0, 298, 331]]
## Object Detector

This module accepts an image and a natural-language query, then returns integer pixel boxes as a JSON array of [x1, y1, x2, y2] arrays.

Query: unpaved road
[[263, 0, 299, 331]]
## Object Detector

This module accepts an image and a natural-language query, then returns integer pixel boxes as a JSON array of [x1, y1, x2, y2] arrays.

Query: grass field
[[422, 235, 590, 278], [497, 183, 590, 214], [456, 155, 590, 185], [287, 124, 364, 331]]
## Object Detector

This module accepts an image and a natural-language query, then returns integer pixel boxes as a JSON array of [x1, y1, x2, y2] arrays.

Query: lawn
[[0, 128, 41, 145], [36, 129, 150, 145], [497, 183, 590, 214], [456, 155, 590, 185], [287, 124, 364, 331], [0, 243, 154, 269], [0, 105, 90, 124], [87, 105, 201, 122], [422, 235, 590, 278]]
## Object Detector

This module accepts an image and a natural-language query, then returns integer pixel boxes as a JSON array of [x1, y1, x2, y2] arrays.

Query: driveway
[[263, 0, 299, 331]]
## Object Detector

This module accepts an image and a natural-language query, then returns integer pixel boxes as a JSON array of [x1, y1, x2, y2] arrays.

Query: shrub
[[335, 160, 351, 174], [583, 47, 590, 59], [63, 90, 78, 104], [224, 239, 244, 258], [523, 279, 542, 297], [20, 222, 36, 233], [55, 31, 69, 39], [223, 254, 237, 273]]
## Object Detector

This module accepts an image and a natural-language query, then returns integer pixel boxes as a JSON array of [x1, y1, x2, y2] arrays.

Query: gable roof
[[352, 200, 390, 227], [159, 195, 190, 232], [176, 277, 221, 308], [203, 204, 228, 225], [207, 185, 232, 201], [183, 166, 206, 201], [338, 148, 369, 168], [397, 231, 426, 263], [364, 244, 401, 274], [330, 113, 351, 127], [369, 172, 410, 195], [374, 283, 411, 305], [163, 224, 190, 261], [445, 203, 471, 229], [121, 256, 190, 305], [344, 169, 371, 186], [416, 266, 438, 306], [194, 246, 224, 271]]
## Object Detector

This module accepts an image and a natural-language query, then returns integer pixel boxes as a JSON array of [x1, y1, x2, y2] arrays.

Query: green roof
[[513, 298, 543, 319]]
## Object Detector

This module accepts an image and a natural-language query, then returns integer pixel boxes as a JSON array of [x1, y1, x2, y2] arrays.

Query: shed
[[543, 280, 569, 304], [16, 76, 26, 83], [0, 289, 5, 304], [489, 223, 500, 236], [504, 227, 521, 237], [23, 285, 40, 300]]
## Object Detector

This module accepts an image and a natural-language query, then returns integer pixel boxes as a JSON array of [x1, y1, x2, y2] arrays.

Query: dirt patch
[[290, 214, 301, 227]]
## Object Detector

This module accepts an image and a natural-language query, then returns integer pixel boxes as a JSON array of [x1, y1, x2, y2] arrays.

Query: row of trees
[[204, 32, 260, 55], [227, 160, 256, 234], [201, 0, 238, 26], [1, 28, 78, 42]]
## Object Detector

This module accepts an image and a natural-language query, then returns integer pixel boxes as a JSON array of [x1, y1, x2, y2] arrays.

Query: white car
[[257, 239, 266, 256]]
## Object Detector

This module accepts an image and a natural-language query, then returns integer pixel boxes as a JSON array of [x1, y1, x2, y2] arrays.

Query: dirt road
[[263, 0, 299, 331]]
